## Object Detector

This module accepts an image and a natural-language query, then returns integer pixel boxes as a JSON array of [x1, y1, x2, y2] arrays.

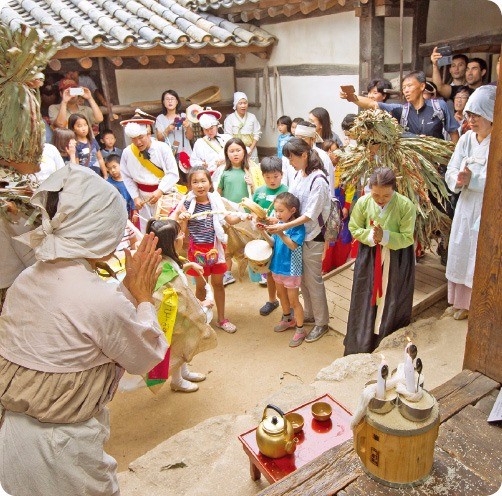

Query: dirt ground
[[106, 270, 448, 471]]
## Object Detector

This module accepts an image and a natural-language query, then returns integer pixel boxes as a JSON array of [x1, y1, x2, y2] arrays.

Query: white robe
[[223, 111, 261, 161], [120, 140, 179, 231], [190, 133, 232, 187], [445, 130, 489, 288]]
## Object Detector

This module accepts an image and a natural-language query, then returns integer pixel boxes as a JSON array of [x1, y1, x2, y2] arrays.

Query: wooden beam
[[267, 6, 284, 17], [463, 62, 502, 383], [359, 0, 384, 95], [375, 5, 413, 16], [240, 10, 256, 21], [205, 53, 225, 64], [78, 57, 93, 69], [108, 56, 123, 67], [98, 58, 124, 146], [136, 55, 149, 66], [165, 55, 176, 64], [411, 0, 429, 72], [188, 54, 201, 64], [419, 29, 502, 56], [259, 0, 301, 7], [319, 0, 340, 11], [235, 63, 358, 78], [283, 4, 301, 16], [300, 0, 320, 15], [98, 57, 115, 122], [252, 8, 269, 20]]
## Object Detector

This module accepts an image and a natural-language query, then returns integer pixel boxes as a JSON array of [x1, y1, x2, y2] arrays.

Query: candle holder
[[398, 390, 436, 422], [368, 391, 398, 415]]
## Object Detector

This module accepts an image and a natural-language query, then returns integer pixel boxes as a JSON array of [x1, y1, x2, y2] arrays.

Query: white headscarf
[[464, 85, 497, 122], [295, 124, 323, 143], [233, 91, 248, 110], [199, 114, 219, 129], [16, 164, 127, 261]]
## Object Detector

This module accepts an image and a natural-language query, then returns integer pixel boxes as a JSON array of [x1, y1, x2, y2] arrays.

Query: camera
[[69, 87, 84, 96], [437, 45, 452, 68]]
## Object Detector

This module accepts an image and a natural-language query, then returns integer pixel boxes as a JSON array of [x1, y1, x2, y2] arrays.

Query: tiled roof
[[0, 0, 276, 50], [179, 0, 259, 11]]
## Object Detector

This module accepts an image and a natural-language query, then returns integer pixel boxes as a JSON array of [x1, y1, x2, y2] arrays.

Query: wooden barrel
[[354, 396, 439, 487]]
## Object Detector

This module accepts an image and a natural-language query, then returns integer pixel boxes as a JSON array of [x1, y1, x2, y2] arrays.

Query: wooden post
[[463, 67, 502, 384], [98, 58, 124, 147], [411, 0, 430, 72], [358, 0, 384, 94]]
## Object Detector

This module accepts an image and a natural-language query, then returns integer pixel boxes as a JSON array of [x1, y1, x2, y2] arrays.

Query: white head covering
[[199, 113, 219, 129], [16, 164, 127, 261], [295, 124, 323, 143], [464, 85, 497, 122], [124, 122, 148, 138], [233, 91, 248, 110]]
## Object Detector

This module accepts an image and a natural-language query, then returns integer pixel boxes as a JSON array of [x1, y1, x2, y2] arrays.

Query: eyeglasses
[[454, 95, 469, 101], [465, 112, 481, 121], [164, 98, 177, 102]]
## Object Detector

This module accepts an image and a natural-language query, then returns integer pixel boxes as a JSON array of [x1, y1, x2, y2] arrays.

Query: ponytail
[[305, 148, 327, 176]]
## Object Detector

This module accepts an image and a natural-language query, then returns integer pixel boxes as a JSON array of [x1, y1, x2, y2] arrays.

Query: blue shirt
[[107, 177, 135, 216], [101, 147, 123, 159], [76, 139, 100, 168], [277, 133, 292, 158], [269, 224, 306, 277], [378, 99, 459, 139]]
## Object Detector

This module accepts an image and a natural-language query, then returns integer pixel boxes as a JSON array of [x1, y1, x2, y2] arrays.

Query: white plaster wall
[[235, 12, 361, 148], [115, 67, 235, 105], [384, 17, 413, 64], [427, 0, 501, 41]]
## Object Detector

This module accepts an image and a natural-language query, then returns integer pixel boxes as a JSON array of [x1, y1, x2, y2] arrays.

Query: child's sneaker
[[259, 274, 268, 286], [223, 272, 236, 286], [289, 330, 306, 347], [274, 317, 296, 332]]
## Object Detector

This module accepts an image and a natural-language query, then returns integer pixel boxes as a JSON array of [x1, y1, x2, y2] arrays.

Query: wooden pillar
[[98, 58, 125, 148], [411, 0, 430, 72], [358, 0, 384, 94], [463, 63, 502, 384]]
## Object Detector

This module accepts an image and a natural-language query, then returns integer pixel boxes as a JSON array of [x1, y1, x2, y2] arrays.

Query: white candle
[[376, 356, 388, 400], [404, 354, 416, 393]]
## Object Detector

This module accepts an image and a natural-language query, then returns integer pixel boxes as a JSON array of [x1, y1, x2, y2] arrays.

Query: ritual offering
[[256, 405, 298, 459], [352, 341, 439, 487], [284, 412, 304, 434], [311, 402, 332, 421], [244, 239, 273, 274]]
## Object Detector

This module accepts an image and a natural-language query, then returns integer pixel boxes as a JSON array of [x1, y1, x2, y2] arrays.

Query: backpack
[[309, 173, 342, 245], [400, 99, 451, 140]]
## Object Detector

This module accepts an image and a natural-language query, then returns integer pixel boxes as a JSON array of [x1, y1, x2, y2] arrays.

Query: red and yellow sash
[[131, 143, 163, 179]]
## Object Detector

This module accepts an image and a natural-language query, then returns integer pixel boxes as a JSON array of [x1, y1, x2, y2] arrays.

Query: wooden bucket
[[354, 398, 439, 487], [187, 86, 221, 105]]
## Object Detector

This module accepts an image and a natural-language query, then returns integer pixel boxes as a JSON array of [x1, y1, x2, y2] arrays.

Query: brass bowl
[[311, 401, 332, 421], [285, 412, 304, 434]]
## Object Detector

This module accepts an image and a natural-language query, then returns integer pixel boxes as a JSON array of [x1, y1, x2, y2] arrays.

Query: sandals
[[216, 319, 237, 333]]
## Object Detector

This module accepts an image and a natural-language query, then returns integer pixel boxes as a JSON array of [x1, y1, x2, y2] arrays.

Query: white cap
[[233, 91, 248, 110], [199, 113, 219, 129], [124, 122, 148, 138]]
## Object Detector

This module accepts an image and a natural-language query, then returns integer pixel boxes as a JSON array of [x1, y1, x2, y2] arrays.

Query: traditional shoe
[[216, 319, 237, 333], [170, 378, 199, 393], [442, 306, 457, 318], [223, 272, 236, 286], [289, 330, 306, 348], [274, 317, 296, 332], [305, 325, 329, 343], [260, 300, 279, 316], [181, 364, 206, 383], [453, 309, 469, 320]]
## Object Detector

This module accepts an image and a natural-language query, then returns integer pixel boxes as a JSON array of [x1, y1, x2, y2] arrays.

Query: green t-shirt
[[219, 168, 249, 204], [252, 184, 289, 213]]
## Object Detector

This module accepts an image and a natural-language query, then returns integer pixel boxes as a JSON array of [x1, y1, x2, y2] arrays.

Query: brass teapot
[[256, 404, 297, 458]]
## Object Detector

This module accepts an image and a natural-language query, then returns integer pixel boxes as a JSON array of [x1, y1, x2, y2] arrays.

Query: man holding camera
[[48, 79, 103, 129], [431, 48, 486, 100]]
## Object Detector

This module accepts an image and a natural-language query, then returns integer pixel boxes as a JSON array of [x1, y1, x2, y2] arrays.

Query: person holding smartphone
[[49, 78, 103, 129]]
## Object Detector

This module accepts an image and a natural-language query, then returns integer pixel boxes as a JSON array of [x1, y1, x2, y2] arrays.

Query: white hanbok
[[120, 140, 179, 231], [190, 133, 232, 187], [223, 111, 261, 161], [445, 130, 489, 291]]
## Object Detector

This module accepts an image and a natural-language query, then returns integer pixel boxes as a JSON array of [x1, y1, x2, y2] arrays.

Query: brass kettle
[[256, 404, 297, 458]]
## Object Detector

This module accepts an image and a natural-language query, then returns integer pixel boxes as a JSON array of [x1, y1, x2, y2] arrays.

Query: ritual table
[[238, 394, 352, 484]]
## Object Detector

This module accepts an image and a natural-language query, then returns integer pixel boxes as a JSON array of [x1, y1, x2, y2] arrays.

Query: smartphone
[[69, 87, 84, 96], [341, 85, 358, 102], [437, 45, 452, 68]]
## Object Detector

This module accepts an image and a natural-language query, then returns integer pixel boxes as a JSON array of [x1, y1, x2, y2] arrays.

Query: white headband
[[233, 91, 248, 110], [125, 122, 148, 138], [294, 124, 323, 143]]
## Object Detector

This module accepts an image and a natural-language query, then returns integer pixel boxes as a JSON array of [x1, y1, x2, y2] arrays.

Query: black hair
[[223, 138, 249, 171], [52, 128, 76, 156], [369, 167, 397, 190], [321, 139, 338, 154], [160, 89, 182, 114], [100, 129, 115, 137], [292, 117, 303, 125], [309, 107, 333, 141], [276, 115, 292, 133], [366, 78, 392, 101], [274, 192, 300, 219], [468, 58, 488, 76], [402, 71, 427, 84], [341, 113, 357, 132], [146, 218, 183, 268], [104, 154, 121, 166], [68, 113, 93, 142], [260, 156, 283, 175], [452, 53, 468, 65], [186, 166, 214, 192], [454, 85, 474, 97], [282, 137, 327, 176]]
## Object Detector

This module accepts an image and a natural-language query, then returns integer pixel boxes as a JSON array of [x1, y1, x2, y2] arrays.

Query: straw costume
[[0, 165, 168, 496]]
